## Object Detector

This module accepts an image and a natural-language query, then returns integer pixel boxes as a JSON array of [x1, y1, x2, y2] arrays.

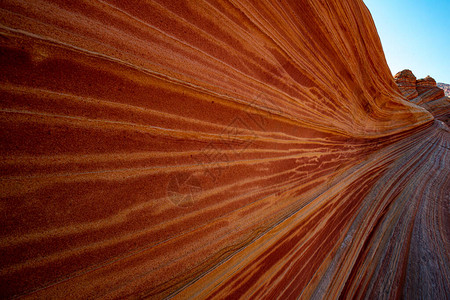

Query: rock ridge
[[395, 70, 450, 125]]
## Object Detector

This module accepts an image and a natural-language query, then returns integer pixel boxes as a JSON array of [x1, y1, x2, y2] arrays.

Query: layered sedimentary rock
[[0, 0, 448, 299], [421, 98, 450, 125], [395, 70, 450, 125], [416, 76, 446, 102], [394, 69, 418, 100], [438, 82, 450, 97]]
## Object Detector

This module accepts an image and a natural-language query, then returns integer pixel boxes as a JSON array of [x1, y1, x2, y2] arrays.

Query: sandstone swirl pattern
[[0, 0, 448, 299]]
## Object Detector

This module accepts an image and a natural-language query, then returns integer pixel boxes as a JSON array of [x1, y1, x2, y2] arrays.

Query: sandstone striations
[[416, 76, 446, 102], [395, 70, 450, 125], [394, 69, 418, 100], [0, 0, 448, 299]]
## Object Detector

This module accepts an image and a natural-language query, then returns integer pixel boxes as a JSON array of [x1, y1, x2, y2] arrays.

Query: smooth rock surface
[[0, 0, 448, 299]]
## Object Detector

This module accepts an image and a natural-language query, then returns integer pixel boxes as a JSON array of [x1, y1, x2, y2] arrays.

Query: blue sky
[[363, 0, 450, 83]]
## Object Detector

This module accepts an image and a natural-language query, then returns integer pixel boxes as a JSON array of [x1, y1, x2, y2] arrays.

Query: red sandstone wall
[[0, 1, 448, 299]]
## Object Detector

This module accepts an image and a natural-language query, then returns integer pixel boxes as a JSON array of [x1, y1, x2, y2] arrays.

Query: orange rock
[[394, 69, 419, 100], [395, 70, 450, 124], [0, 0, 448, 299], [416, 75, 446, 102]]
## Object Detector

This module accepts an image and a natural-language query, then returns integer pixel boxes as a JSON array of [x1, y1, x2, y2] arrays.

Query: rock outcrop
[[438, 82, 450, 97], [395, 70, 450, 125], [416, 75, 446, 101], [394, 69, 418, 100], [0, 0, 448, 299]]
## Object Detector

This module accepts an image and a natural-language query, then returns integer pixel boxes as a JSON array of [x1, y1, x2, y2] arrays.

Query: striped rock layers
[[395, 70, 450, 125], [416, 76, 446, 102], [394, 69, 419, 100], [0, 0, 448, 299]]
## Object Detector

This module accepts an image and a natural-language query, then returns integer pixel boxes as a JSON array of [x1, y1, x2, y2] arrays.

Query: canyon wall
[[0, 0, 448, 299]]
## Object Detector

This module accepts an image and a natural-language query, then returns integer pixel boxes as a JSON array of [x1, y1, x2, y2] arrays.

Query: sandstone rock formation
[[0, 0, 448, 299], [438, 82, 450, 97], [394, 69, 418, 100], [416, 76, 446, 101], [395, 70, 450, 125]]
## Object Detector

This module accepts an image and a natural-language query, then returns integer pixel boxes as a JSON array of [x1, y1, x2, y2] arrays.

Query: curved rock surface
[[0, 0, 448, 299]]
